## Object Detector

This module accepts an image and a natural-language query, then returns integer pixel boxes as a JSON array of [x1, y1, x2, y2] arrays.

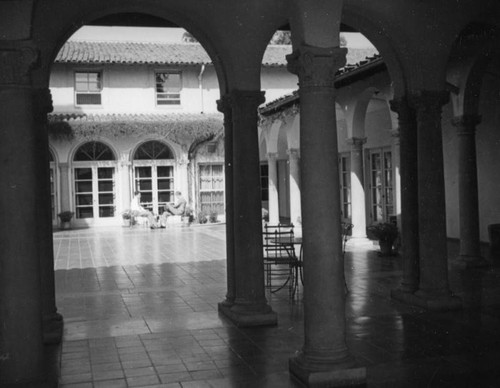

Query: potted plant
[[58, 211, 74, 230], [209, 211, 218, 223], [198, 211, 208, 224], [367, 222, 398, 255], [122, 209, 132, 226]]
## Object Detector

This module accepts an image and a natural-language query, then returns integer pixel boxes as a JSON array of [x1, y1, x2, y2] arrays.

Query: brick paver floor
[[53, 223, 500, 387]]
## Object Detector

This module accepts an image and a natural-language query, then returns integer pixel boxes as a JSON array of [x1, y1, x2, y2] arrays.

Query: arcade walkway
[[53, 224, 500, 387]]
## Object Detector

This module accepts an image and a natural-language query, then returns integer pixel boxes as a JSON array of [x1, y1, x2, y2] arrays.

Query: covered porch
[[53, 224, 500, 387]]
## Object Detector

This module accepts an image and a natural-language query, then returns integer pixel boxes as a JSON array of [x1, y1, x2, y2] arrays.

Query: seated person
[[164, 191, 187, 216], [130, 191, 157, 226]]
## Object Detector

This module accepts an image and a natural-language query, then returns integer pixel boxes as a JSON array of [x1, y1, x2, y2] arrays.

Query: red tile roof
[[260, 54, 384, 114], [55, 41, 378, 67]]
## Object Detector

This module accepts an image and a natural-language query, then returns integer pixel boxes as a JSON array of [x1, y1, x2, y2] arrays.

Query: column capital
[[287, 148, 300, 160], [408, 90, 449, 113], [216, 94, 231, 115], [452, 114, 481, 136], [390, 97, 416, 129], [346, 137, 367, 148], [0, 45, 39, 86], [266, 152, 278, 161], [32, 87, 54, 122], [227, 89, 265, 111], [286, 44, 347, 90]]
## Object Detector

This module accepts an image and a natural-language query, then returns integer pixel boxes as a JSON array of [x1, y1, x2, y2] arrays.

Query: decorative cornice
[[286, 44, 347, 90], [0, 46, 39, 86]]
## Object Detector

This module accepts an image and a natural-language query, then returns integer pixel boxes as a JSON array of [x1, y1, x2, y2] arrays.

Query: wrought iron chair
[[262, 223, 300, 298]]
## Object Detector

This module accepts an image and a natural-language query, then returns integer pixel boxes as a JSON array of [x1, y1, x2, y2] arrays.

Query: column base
[[289, 352, 366, 387], [457, 254, 489, 269], [218, 302, 277, 327], [42, 312, 64, 344], [392, 289, 462, 311]]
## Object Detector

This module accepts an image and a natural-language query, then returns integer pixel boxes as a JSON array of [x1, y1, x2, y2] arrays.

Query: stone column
[[288, 148, 302, 229], [217, 96, 235, 307], [410, 91, 461, 310], [218, 90, 277, 326], [452, 115, 488, 268], [33, 88, 63, 344], [266, 152, 280, 224], [390, 97, 420, 295], [287, 44, 365, 385], [0, 46, 47, 385], [346, 137, 366, 238]]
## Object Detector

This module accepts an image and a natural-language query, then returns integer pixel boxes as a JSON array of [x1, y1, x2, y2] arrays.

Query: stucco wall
[[50, 62, 297, 115]]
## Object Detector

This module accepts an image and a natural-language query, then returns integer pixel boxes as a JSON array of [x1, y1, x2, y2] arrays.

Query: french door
[[74, 166, 115, 219], [134, 164, 174, 215], [339, 153, 351, 223], [367, 148, 393, 223], [199, 163, 224, 215]]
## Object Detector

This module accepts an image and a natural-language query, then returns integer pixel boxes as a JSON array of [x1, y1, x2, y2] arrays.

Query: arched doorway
[[132, 140, 176, 215], [73, 140, 117, 222]]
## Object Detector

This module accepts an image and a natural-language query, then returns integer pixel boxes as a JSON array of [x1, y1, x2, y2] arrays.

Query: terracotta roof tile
[[260, 54, 384, 114], [48, 112, 222, 123], [56, 41, 378, 67]]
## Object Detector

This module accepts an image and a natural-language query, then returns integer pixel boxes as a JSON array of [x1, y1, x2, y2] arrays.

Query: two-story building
[[48, 39, 376, 228], [48, 40, 297, 227]]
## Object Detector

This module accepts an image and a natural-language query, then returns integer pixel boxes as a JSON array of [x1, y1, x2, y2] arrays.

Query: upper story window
[[75, 71, 102, 105], [155, 71, 181, 105]]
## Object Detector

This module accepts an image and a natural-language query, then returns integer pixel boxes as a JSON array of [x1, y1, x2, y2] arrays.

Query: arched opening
[[46, 8, 229, 226], [132, 140, 175, 214], [72, 141, 117, 221]]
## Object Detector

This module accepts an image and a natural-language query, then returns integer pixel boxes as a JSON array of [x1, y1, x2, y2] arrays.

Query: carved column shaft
[[217, 96, 235, 306], [33, 87, 63, 344], [453, 115, 486, 267], [390, 97, 419, 293], [218, 90, 276, 326], [347, 137, 366, 238], [287, 44, 364, 383], [0, 45, 47, 384], [410, 91, 459, 308]]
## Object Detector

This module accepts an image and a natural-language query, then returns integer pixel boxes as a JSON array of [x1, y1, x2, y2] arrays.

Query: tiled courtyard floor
[[53, 223, 500, 387]]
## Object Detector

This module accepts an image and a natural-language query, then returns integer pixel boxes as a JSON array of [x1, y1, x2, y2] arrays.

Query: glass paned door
[[199, 164, 224, 215], [368, 148, 393, 223], [134, 165, 174, 215], [74, 167, 115, 219], [339, 154, 351, 222]]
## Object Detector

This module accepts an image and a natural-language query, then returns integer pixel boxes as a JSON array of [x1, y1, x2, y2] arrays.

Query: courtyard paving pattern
[[54, 223, 500, 387]]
